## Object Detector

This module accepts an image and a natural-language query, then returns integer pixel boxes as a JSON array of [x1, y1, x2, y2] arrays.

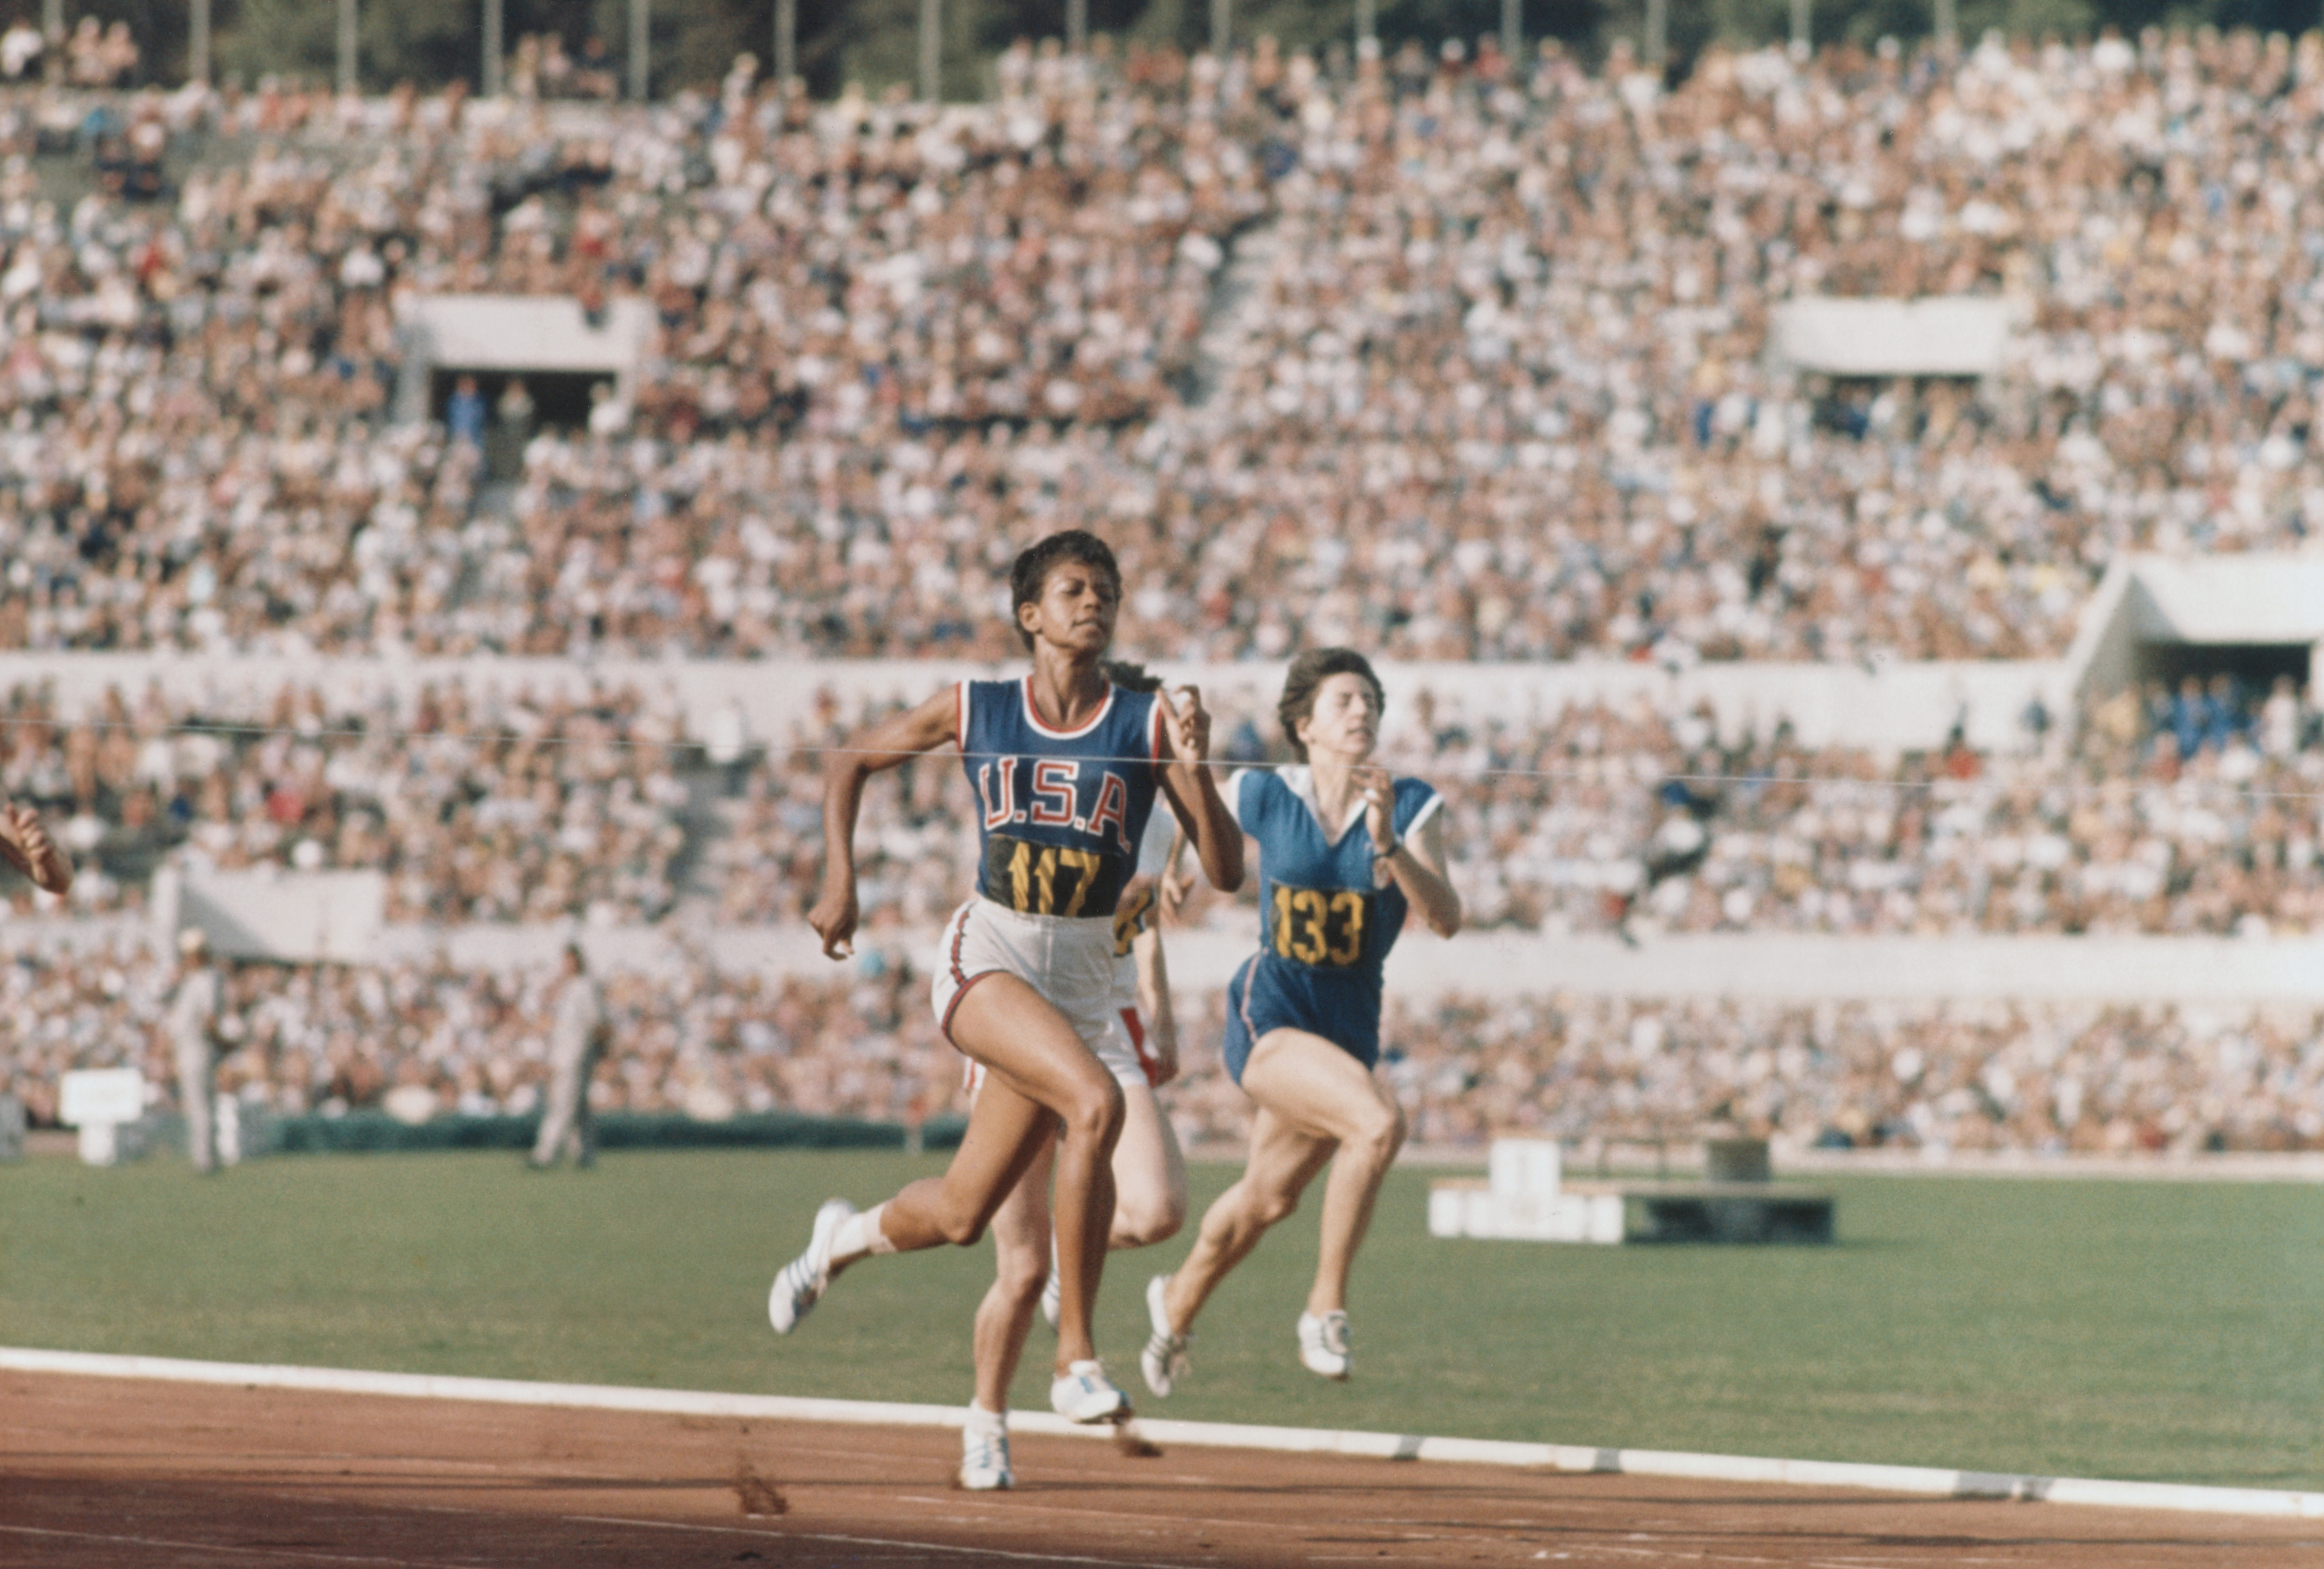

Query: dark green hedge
[[261, 1110, 968, 1156]]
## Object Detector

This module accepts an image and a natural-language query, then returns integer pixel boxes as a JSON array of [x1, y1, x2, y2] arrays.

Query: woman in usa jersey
[[767, 530, 1243, 1429], [1141, 649, 1460, 1395]]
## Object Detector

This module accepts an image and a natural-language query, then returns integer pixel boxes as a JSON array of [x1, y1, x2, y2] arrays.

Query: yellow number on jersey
[[1272, 886, 1368, 969]]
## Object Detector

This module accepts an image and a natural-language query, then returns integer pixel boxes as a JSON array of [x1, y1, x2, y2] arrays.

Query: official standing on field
[[529, 943, 608, 1169], [169, 929, 224, 1174]]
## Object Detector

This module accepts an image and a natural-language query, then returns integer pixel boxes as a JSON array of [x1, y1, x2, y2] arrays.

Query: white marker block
[[1488, 1138, 1561, 1199]]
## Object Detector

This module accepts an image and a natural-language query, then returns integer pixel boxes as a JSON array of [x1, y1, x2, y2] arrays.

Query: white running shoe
[[1049, 1359, 1130, 1424], [1140, 1275, 1192, 1398], [1297, 1310, 1352, 1380], [959, 1418, 1013, 1491], [767, 1198, 856, 1335]]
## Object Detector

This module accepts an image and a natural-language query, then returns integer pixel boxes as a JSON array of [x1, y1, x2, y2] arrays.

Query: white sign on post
[[58, 1069, 147, 1166]]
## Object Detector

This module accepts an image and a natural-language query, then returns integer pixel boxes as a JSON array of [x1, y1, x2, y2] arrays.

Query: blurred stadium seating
[[7, 28, 2324, 1154]]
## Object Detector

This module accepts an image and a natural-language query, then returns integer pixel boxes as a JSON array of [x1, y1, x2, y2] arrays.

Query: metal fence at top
[[13, 0, 1664, 108], [13, 0, 1967, 106]]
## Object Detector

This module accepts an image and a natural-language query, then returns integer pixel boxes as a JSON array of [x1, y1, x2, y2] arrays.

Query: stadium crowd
[[701, 672, 2324, 941], [11, 30, 2324, 1162], [2, 28, 2324, 661], [5, 938, 2320, 1158], [0, 942, 948, 1134], [0, 677, 689, 924], [5, 663, 2323, 941], [1365, 990, 2324, 1154], [1407, 672, 2324, 941]]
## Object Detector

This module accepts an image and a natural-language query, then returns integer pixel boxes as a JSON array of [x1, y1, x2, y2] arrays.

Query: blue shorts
[[1220, 954, 1383, 1086]]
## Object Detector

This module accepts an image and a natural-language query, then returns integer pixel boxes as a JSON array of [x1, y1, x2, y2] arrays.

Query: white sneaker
[[960, 1417, 1013, 1491], [1297, 1310, 1352, 1380], [1049, 1359, 1130, 1424], [767, 1198, 855, 1335], [1140, 1275, 1192, 1398]]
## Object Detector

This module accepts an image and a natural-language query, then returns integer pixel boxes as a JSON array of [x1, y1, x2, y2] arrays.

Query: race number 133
[[1270, 886, 1368, 968]]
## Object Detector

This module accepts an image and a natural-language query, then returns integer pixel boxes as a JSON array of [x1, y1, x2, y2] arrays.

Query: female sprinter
[[768, 532, 1241, 1430], [1140, 648, 1459, 1395], [957, 662, 1190, 1490]]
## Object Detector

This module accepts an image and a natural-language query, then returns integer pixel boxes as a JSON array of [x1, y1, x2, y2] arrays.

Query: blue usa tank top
[[958, 676, 1165, 921]]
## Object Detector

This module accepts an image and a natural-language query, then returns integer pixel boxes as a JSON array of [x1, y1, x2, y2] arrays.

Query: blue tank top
[[958, 676, 1165, 921], [1235, 766, 1441, 982]]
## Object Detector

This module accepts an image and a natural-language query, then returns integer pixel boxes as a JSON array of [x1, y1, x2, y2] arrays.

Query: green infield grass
[[5, 1148, 2323, 1489]]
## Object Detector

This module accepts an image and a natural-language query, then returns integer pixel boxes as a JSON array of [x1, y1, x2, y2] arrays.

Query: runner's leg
[[1109, 1079, 1187, 1249], [1235, 1028, 1406, 1317], [1158, 1094, 1335, 1335], [941, 973, 1125, 1371], [972, 1136, 1057, 1414]]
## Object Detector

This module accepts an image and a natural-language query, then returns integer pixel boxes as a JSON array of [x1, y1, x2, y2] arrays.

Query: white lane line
[[562, 1512, 1197, 1567], [10, 1346, 2324, 1522], [0, 1524, 464, 1568]]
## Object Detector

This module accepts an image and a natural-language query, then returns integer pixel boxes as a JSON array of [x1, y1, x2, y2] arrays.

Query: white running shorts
[[938, 897, 1159, 1093]]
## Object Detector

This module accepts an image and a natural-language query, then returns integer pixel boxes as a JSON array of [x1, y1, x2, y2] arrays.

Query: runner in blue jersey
[[1140, 649, 1461, 1395], [767, 531, 1244, 1434]]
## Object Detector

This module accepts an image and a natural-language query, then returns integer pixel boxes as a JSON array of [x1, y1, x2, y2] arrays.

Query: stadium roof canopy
[[1768, 296, 2025, 378]]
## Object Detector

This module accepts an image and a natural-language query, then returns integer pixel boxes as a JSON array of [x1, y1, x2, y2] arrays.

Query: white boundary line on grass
[[8, 1345, 2322, 1521]]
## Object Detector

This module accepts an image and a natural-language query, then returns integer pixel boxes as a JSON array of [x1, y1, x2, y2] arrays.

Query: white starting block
[[1433, 1135, 1836, 1246], [59, 1068, 149, 1166], [1429, 1138, 1626, 1245]]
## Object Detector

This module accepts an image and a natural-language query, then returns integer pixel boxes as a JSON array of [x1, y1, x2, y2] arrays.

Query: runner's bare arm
[[807, 688, 960, 960], [1156, 684, 1243, 894], [1154, 826, 1194, 923], [1385, 799, 1461, 938], [1132, 923, 1178, 1085]]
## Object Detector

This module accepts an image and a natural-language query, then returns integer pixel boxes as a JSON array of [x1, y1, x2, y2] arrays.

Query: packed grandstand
[[5, 25, 2324, 1155]]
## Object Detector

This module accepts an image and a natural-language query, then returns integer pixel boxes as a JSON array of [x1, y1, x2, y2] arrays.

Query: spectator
[[64, 17, 105, 87], [169, 928, 224, 1172], [1, 18, 41, 80], [527, 941, 608, 1167], [447, 376, 488, 450]]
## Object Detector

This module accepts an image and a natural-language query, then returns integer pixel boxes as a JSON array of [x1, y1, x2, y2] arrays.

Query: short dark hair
[[1277, 648, 1386, 762], [1099, 659, 1161, 693], [1010, 531, 1121, 652]]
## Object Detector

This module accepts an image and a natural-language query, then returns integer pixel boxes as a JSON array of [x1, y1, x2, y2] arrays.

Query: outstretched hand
[[1, 801, 70, 895], [1161, 685, 1212, 766], [1148, 1027, 1180, 1088], [807, 881, 858, 961], [1157, 863, 1197, 923], [1355, 766, 1397, 855]]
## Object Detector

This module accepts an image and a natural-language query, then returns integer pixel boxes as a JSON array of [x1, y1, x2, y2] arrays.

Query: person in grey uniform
[[169, 928, 225, 1174], [530, 943, 609, 1169]]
